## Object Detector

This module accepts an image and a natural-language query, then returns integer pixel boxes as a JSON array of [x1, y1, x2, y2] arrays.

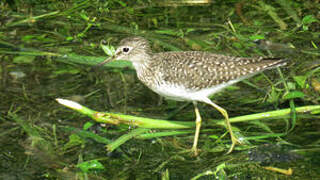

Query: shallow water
[[1, 1, 319, 179]]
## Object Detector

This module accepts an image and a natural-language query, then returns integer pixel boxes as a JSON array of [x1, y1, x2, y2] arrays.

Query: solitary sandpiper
[[98, 36, 287, 155]]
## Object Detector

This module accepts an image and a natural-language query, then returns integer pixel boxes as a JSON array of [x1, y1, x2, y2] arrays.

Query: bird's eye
[[123, 47, 130, 53]]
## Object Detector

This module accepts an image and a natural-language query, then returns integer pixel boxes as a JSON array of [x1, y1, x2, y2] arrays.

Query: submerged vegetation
[[0, 0, 319, 179]]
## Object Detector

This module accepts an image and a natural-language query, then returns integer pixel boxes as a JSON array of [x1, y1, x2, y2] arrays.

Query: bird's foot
[[191, 146, 199, 156], [179, 147, 201, 157], [226, 136, 242, 154]]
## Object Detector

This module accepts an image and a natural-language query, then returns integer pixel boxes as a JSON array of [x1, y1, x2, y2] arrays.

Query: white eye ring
[[123, 47, 130, 53]]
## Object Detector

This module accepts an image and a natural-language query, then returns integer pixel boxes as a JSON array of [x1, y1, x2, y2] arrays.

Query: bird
[[97, 36, 287, 156]]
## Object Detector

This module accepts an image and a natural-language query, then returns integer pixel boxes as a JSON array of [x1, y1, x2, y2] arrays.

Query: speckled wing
[[154, 51, 287, 90]]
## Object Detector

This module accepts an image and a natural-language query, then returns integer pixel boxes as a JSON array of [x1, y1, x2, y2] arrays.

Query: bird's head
[[97, 37, 152, 67]]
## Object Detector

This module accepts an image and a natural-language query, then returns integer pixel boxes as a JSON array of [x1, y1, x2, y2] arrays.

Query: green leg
[[191, 101, 201, 156], [202, 98, 240, 154]]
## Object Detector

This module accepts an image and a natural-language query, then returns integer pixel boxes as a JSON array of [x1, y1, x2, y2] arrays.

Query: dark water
[[0, 1, 319, 179]]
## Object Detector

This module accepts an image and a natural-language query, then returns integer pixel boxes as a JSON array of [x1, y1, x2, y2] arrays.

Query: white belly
[[150, 79, 241, 102]]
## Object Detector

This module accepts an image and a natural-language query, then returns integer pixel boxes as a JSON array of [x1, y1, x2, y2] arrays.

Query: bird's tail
[[261, 57, 289, 69]]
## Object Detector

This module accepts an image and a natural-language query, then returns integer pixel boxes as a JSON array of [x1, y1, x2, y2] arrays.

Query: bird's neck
[[131, 53, 153, 72], [132, 54, 157, 88]]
